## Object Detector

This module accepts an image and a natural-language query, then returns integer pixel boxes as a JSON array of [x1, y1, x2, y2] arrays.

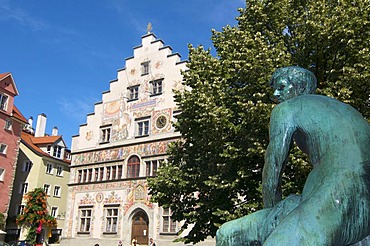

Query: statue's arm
[[262, 105, 295, 208]]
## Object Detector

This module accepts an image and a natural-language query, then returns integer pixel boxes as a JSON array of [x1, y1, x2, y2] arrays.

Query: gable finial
[[146, 22, 152, 34]]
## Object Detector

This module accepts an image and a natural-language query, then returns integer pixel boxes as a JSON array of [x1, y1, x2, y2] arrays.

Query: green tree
[[16, 188, 57, 244], [148, 0, 370, 244], [0, 213, 5, 230]]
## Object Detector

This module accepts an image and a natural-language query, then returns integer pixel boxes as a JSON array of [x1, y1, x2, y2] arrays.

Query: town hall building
[[61, 33, 214, 246]]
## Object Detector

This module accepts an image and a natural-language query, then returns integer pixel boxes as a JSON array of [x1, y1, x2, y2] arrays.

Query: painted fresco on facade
[[152, 108, 172, 134], [95, 193, 104, 203], [72, 181, 152, 204], [79, 193, 96, 206], [70, 180, 153, 231], [102, 99, 132, 142], [73, 139, 173, 165], [103, 99, 123, 121], [85, 130, 93, 141], [104, 191, 123, 204], [131, 99, 157, 111], [98, 94, 171, 144], [173, 79, 185, 92]]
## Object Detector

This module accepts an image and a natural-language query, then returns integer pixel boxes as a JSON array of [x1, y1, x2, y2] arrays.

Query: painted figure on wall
[[216, 66, 370, 245]]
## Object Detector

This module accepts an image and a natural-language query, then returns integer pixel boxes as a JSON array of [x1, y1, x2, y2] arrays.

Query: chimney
[[28, 116, 33, 127], [35, 113, 47, 137], [24, 116, 35, 134], [52, 126, 58, 136]]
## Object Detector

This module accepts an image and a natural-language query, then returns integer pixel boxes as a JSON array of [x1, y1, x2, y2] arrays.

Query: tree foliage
[[16, 188, 57, 244], [0, 213, 5, 230], [148, 0, 370, 244]]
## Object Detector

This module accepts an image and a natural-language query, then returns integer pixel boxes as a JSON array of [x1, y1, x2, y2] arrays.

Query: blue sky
[[0, 0, 243, 148]]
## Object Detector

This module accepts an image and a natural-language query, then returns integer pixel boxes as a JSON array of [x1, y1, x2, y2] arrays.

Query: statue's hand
[[263, 196, 275, 209], [263, 194, 280, 208], [262, 178, 283, 208]]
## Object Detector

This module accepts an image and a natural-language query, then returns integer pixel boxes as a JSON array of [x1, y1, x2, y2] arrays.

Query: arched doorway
[[131, 210, 149, 245]]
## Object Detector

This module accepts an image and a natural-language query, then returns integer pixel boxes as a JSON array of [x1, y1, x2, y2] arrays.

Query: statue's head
[[269, 66, 317, 103]]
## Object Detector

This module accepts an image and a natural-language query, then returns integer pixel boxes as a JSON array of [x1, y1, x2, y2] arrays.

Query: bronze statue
[[216, 66, 370, 245]]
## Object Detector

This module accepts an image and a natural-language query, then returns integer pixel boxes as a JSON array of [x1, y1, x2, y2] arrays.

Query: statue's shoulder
[[271, 94, 328, 117], [275, 94, 333, 109], [270, 101, 295, 122], [295, 94, 345, 108]]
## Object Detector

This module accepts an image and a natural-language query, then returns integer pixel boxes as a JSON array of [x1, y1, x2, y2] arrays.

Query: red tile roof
[[0, 72, 19, 96], [12, 105, 28, 124], [21, 132, 71, 163], [21, 131, 50, 157], [0, 73, 10, 80], [32, 135, 62, 144]]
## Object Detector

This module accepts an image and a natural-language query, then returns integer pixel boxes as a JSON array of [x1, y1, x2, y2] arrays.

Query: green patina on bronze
[[216, 66, 370, 246]]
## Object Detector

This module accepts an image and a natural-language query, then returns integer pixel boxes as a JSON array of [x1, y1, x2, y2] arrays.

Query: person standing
[[131, 238, 139, 246], [149, 238, 156, 246]]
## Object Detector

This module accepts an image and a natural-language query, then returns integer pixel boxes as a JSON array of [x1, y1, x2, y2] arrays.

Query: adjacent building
[[6, 113, 71, 244], [0, 73, 27, 216], [62, 33, 214, 246]]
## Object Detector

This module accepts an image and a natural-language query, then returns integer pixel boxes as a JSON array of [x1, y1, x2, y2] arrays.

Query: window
[[78, 170, 82, 183], [162, 208, 177, 233], [44, 184, 50, 195], [87, 168, 93, 182], [106, 167, 111, 180], [47, 145, 51, 154], [53, 186, 61, 197], [150, 79, 163, 95], [99, 167, 104, 181], [0, 144, 7, 155], [0, 168, 4, 181], [53, 145, 62, 158], [146, 159, 161, 176], [65, 152, 71, 160], [49, 229, 62, 244], [20, 183, 28, 194], [127, 155, 140, 178], [105, 166, 115, 180], [128, 85, 139, 101], [51, 207, 58, 217], [23, 161, 32, 172], [17, 205, 25, 215], [0, 93, 8, 111], [4, 118, 12, 130], [94, 168, 99, 181], [83, 170, 87, 182], [79, 207, 92, 233], [111, 166, 117, 180], [100, 125, 111, 143], [104, 207, 119, 233], [117, 165, 122, 179], [56, 166, 63, 176], [141, 61, 150, 76], [46, 163, 53, 174], [136, 119, 150, 137]]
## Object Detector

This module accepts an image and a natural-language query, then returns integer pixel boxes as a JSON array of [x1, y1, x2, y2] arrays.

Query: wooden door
[[131, 211, 149, 245]]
